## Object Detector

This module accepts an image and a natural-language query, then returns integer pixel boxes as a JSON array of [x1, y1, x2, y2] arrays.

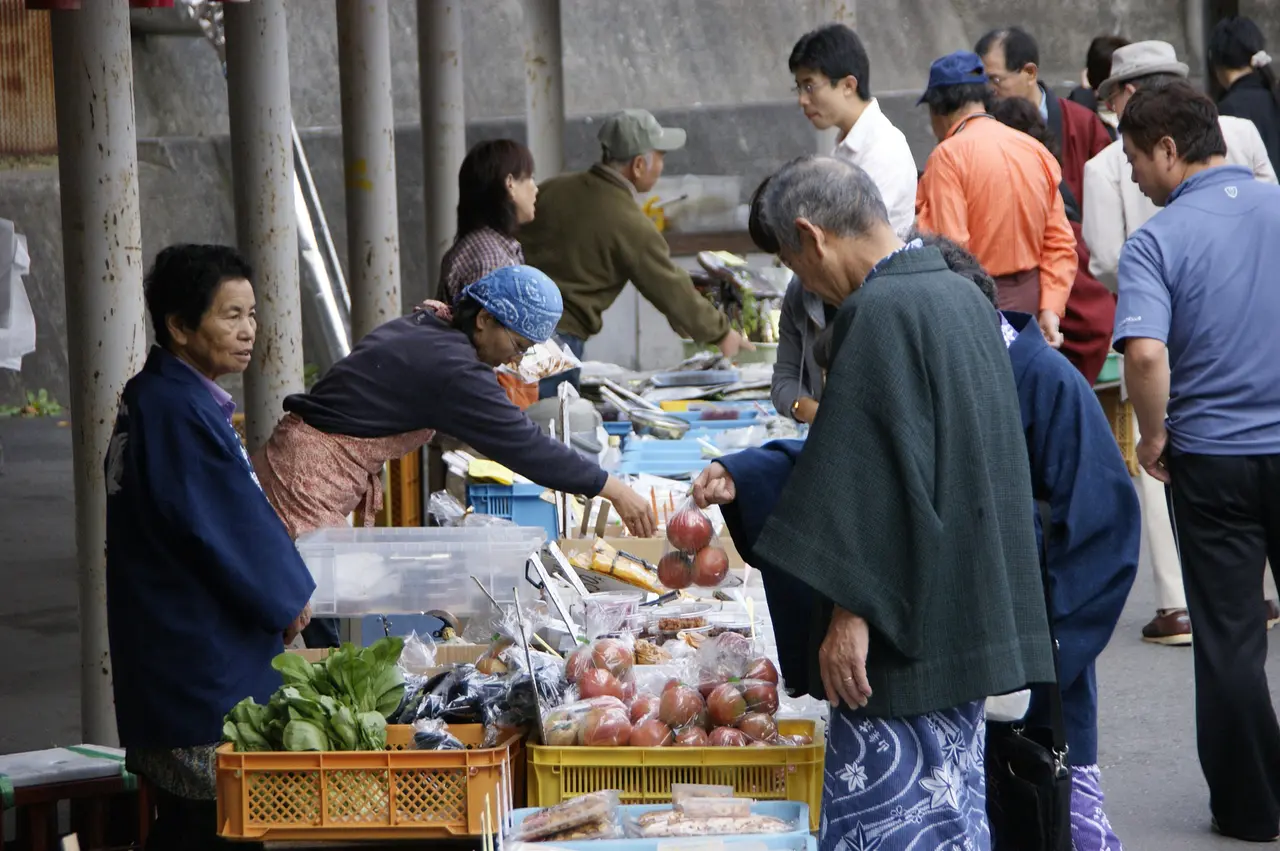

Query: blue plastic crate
[[509, 803, 812, 849], [466, 482, 558, 540]]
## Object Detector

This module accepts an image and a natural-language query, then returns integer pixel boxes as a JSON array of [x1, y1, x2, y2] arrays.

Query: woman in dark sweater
[[1211, 16, 1280, 169], [252, 265, 655, 645]]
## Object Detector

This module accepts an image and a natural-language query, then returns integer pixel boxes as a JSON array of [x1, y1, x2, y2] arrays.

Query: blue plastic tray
[[509, 802, 812, 848], [669, 409, 760, 423], [466, 482, 558, 540]]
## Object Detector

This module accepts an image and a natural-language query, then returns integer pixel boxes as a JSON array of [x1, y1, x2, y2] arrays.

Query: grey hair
[[602, 149, 655, 169], [761, 156, 890, 253]]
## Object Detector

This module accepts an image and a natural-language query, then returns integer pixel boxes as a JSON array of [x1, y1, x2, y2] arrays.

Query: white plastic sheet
[[0, 218, 35, 372]]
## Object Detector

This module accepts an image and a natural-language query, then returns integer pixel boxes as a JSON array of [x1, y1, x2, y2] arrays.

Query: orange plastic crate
[[526, 719, 824, 831], [216, 723, 523, 841]]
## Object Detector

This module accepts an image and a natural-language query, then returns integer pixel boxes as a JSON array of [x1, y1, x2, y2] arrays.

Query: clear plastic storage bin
[[296, 526, 547, 616]]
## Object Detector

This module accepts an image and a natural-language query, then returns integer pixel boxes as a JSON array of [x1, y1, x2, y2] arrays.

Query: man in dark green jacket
[[701, 155, 1054, 851], [520, 109, 749, 361]]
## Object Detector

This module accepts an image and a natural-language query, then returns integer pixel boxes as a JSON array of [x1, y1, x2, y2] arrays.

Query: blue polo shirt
[[1115, 164, 1280, 454]]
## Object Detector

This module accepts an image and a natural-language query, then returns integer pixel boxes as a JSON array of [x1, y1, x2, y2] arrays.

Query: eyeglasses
[[503, 328, 533, 361]]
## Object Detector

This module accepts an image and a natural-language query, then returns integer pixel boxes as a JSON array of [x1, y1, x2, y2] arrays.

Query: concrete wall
[[4, 0, 1280, 403]]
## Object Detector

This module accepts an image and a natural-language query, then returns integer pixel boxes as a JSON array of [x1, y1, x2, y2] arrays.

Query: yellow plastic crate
[[216, 723, 523, 841], [526, 719, 824, 831]]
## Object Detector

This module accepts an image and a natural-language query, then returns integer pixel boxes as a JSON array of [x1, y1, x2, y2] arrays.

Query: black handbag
[[986, 502, 1073, 851]]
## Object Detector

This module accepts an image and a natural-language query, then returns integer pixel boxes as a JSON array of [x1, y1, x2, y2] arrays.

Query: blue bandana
[[460, 264, 563, 343]]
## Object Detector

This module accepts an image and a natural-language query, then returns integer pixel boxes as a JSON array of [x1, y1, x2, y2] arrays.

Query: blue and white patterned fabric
[[460, 264, 563, 343], [820, 701, 990, 851]]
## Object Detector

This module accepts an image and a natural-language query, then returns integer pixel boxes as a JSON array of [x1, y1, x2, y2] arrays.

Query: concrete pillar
[[224, 0, 304, 452], [522, 0, 565, 179], [417, 0, 467, 305], [50, 0, 148, 746], [337, 0, 402, 340], [816, 0, 857, 154]]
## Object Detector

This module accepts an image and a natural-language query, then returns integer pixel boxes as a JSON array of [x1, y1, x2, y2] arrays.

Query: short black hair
[[922, 83, 992, 117], [455, 139, 535, 239], [449, 296, 485, 342], [990, 96, 1060, 160], [747, 176, 780, 254], [911, 228, 999, 308], [976, 26, 1040, 71], [1086, 35, 1130, 91], [144, 244, 253, 349], [1209, 15, 1267, 70], [1119, 80, 1227, 163], [789, 24, 871, 100]]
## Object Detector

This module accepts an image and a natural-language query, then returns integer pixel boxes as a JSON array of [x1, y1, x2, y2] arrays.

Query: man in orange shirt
[[916, 51, 1077, 346]]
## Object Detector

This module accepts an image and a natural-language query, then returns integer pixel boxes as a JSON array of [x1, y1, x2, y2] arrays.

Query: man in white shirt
[[1082, 40, 1278, 646], [789, 24, 918, 237], [772, 24, 920, 424]]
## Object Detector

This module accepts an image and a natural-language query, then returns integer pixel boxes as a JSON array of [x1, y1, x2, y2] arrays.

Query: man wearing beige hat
[[521, 109, 750, 370], [1082, 40, 1278, 645]]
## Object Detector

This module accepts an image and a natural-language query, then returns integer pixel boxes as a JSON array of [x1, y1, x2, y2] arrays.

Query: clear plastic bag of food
[[510, 790, 622, 842], [412, 718, 465, 750], [671, 784, 734, 807], [428, 490, 467, 526], [398, 630, 438, 676], [661, 496, 731, 589], [541, 695, 628, 746], [674, 797, 753, 819], [629, 810, 792, 838], [564, 635, 636, 702]]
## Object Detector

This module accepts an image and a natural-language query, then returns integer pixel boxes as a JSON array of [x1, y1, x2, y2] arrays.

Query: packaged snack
[[662, 498, 731, 589], [511, 790, 621, 842], [411, 718, 465, 751], [674, 797, 753, 819], [629, 810, 791, 838], [671, 784, 734, 807]]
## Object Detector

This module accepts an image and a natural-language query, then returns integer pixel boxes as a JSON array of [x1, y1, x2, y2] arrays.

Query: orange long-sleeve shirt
[[915, 114, 1077, 318]]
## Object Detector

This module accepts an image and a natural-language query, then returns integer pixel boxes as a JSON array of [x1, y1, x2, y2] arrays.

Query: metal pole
[[337, 0, 402, 341], [522, 0, 565, 179], [50, 0, 147, 746], [815, 0, 856, 154], [224, 0, 303, 453], [417, 0, 467, 306]]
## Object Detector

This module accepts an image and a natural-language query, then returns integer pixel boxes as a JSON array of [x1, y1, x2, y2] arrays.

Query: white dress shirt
[[1082, 114, 1276, 289], [832, 98, 919, 238]]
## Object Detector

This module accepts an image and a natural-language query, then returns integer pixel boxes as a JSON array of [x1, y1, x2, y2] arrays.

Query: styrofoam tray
[[509, 801, 811, 847]]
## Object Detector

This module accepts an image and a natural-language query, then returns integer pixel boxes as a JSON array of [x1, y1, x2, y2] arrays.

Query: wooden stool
[[1, 775, 150, 851]]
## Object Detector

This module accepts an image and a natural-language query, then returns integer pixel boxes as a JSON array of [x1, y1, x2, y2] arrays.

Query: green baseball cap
[[597, 109, 687, 161]]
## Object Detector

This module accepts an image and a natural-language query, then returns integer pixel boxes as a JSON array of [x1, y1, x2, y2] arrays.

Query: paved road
[[1, 416, 1275, 849]]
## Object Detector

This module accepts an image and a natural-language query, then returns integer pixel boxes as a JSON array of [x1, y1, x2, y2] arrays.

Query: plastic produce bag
[[660, 497, 730, 589], [540, 696, 628, 746], [398, 631, 438, 676], [412, 718, 464, 751], [0, 221, 35, 372], [564, 635, 636, 703]]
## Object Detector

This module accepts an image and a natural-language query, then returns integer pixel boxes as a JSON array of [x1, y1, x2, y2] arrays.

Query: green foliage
[[0, 389, 63, 418], [222, 636, 406, 752]]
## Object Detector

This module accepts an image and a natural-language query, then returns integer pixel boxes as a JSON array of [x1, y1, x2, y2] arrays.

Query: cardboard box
[[286, 642, 487, 667]]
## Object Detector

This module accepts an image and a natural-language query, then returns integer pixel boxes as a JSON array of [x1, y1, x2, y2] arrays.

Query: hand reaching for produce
[[819, 607, 872, 710], [692, 462, 736, 508], [602, 476, 656, 537], [716, 329, 755, 359], [284, 603, 312, 646]]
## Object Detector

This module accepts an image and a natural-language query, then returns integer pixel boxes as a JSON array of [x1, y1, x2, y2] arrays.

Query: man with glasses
[[1081, 41, 1277, 647], [977, 26, 1113, 205], [772, 23, 918, 425]]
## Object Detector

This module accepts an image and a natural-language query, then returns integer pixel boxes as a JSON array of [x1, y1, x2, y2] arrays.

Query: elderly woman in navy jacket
[[106, 244, 315, 850]]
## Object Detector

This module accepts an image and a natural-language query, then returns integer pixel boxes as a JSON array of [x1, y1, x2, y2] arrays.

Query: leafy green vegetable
[[221, 637, 405, 752]]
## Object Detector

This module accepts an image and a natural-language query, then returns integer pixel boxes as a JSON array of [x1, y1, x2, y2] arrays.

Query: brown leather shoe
[[1268, 599, 1280, 630], [1142, 609, 1192, 646]]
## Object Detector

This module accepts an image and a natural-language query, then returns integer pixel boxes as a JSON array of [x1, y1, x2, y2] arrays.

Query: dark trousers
[[302, 616, 341, 648], [1167, 452, 1280, 840], [147, 789, 261, 851]]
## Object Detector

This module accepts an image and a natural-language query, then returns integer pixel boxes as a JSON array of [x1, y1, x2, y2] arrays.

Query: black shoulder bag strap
[[1035, 501, 1068, 757]]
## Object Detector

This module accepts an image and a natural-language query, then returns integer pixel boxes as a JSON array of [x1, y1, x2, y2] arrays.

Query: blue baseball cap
[[918, 51, 990, 104]]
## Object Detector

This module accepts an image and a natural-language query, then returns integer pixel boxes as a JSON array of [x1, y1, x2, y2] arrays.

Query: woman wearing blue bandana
[[253, 265, 656, 646]]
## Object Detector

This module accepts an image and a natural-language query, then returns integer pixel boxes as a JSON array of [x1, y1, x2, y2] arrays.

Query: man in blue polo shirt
[[1115, 80, 1280, 843]]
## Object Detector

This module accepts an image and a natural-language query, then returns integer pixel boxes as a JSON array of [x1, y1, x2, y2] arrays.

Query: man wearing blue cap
[[521, 109, 751, 367], [915, 50, 1077, 351]]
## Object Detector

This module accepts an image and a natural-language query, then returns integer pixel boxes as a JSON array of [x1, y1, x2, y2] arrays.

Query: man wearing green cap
[[520, 109, 751, 366]]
